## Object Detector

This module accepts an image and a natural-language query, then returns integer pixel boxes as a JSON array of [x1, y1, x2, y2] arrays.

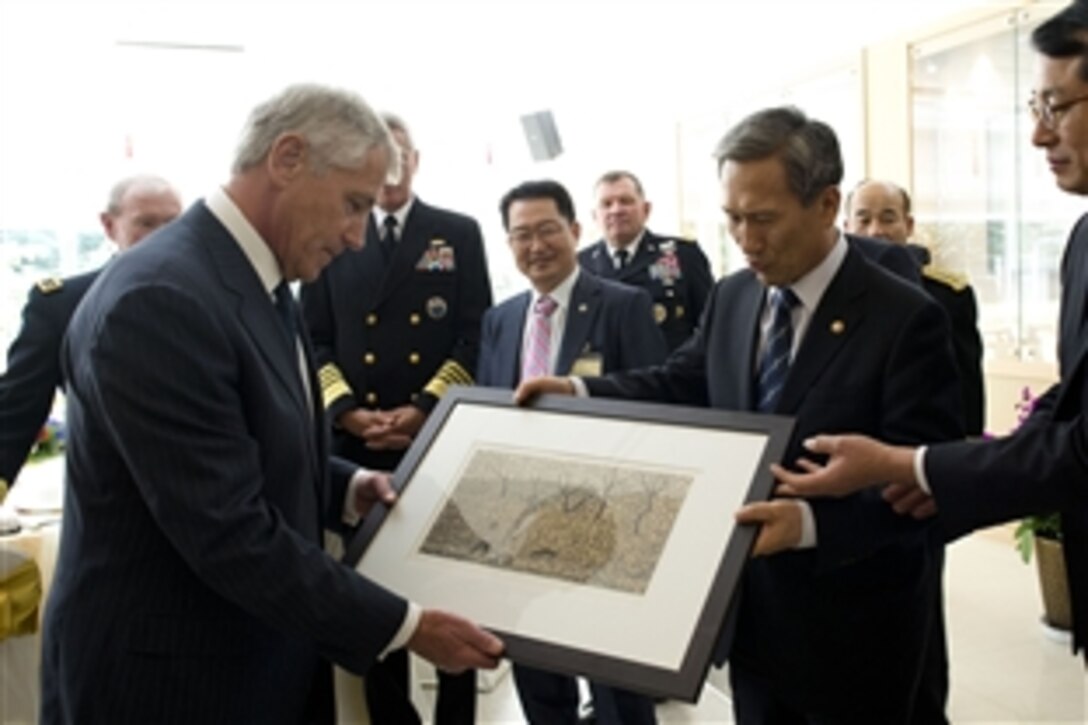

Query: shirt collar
[[373, 196, 415, 234], [205, 186, 282, 295], [533, 266, 580, 311], [607, 228, 645, 262], [785, 229, 847, 314]]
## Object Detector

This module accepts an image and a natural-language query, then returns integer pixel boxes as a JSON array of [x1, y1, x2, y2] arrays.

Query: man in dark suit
[[0, 174, 181, 501], [41, 84, 502, 725], [768, 0, 1088, 670], [481, 179, 666, 725], [300, 111, 492, 724], [518, 107, 964, 723], [578, 170, 713, 352], [846, 178, 985, 435]]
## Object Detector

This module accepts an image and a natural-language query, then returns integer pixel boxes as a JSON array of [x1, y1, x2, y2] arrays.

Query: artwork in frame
[[345, 386, 794, 702]]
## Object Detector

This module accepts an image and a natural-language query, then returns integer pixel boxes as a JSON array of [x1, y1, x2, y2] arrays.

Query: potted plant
[[1006, 389, 1071, 633]]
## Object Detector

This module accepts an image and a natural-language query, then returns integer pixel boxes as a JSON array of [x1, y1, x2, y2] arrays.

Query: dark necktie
[[273, 282, 298, 349], [381, 215, 398, 262], [615, 248, 629, 270], [755, 287, 799, 413]]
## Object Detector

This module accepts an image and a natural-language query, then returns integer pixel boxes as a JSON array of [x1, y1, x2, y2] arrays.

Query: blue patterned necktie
[[756, 287, 799, 413]]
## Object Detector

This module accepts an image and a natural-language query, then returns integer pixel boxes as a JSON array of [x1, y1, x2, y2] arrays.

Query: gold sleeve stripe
[[0, 478, 8, 505], [423, 360, 473, 398], [317, 364, 353, 409]]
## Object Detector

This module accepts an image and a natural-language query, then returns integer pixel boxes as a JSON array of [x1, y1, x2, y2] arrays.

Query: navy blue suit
[[42, 202, 407, 724], [0, 271, 97, 488], [477, 270, 667, 725], [926, 212, 1088, 663], [586, 247, 964, 723]]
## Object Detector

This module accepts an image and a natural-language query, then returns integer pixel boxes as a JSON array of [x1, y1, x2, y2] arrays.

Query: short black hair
[[712, 106, 843, 206], [499, 180, 577, 229], [1032, 2, 1088, 82]]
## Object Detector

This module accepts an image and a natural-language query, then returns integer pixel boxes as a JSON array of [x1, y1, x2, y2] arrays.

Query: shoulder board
[[36, 277, 63, 294], [922, 264, 968, 292], [672, 237, 695, 244]]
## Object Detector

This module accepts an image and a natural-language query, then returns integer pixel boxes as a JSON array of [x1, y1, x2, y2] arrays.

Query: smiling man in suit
[[41, 84, 502, 725], [300, 111, 493, 725], [517, 107, 964, 724], [479, 179, 666, 724], [578, 171, 713, 352]]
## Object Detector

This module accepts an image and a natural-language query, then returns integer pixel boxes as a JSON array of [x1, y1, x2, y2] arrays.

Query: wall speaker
[[520, 110, 563, 161]]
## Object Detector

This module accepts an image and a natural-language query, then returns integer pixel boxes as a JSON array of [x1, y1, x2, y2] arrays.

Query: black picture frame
[[344, 386, 793, 702]]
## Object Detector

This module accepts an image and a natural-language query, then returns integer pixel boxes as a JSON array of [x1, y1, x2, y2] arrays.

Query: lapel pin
[[578, 303, 588, 313], [830, 319, 845, 334]]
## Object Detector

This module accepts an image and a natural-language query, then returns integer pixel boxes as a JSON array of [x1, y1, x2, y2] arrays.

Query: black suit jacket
[[0, 271, 97, 486], [477, 271, 668, 386], [578, 230, 713, 352], [301, 198, 492, 471], [927, 212, 1088, 661], [42, 202, 407, 724], [586, 247, 964, 717]]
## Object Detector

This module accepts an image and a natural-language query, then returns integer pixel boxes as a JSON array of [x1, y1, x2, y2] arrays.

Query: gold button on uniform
[[364, 353, 376, 365], [366, 314, 378, 326], [366, 392, 378, 405], [409, 352, 420, 364], [410, 393, 419, 403], [410, 313, 421, 326]]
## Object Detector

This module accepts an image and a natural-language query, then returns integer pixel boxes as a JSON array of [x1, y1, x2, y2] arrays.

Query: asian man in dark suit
[[0, 174, 181, 500], [578, 170, 714, 352], [768, 0, 1088, 671], [480, 180, 667, 725], [40, 84, 502, 725], [300, 111, 492, 725], [518, 107, 964, 724]]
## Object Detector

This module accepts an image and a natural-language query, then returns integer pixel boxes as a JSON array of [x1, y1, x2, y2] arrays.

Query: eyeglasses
[[508, 221, 567, 246], [1028, 91, 1088, 129]]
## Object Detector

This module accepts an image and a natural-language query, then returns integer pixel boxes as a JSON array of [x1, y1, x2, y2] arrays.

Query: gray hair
[[232, 84, 398, 178], [105, 174, 179, 215], [712, 106, 843, 206], [380, 111, 415, 150]]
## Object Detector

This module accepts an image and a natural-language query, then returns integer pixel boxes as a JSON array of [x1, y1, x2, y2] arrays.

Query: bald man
[[846, 179, 984, 435], [0, 174, 183, 499]]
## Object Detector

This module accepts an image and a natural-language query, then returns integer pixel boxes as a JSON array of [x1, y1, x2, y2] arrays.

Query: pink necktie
[[521, 295, 558, 381]]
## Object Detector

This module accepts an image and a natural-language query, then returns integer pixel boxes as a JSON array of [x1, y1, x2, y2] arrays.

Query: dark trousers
[[912, 552, 950, 725], [364, 648, 476, 725], [512, 663, 656, 725]]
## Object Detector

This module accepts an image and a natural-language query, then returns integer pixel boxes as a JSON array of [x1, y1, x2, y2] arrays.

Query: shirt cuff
[[380, 601, 422, 659], [795, 500, 817, 549], [913, 446, 932, 494], [342, 468, 372, 527], [569, 376, 589, 398]]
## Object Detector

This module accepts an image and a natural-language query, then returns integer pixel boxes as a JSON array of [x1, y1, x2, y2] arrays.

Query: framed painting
[[345, 386, 793, 702]]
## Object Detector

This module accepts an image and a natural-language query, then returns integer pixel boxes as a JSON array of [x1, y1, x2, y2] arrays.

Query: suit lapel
[[501, 294, 531, 386], [776, 250, 867, 413], [584, 241, 617, 279], [731, 276, 765, 411], [557, 274, 600, 374], [199, 204, 324, 500]]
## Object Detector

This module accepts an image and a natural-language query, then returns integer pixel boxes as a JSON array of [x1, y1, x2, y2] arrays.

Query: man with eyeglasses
[[478, 179, 666, 724], [755, 0, 1088, 668]]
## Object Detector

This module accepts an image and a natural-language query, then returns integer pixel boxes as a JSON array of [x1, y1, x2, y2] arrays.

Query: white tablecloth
[[0, 457, 64, 725]]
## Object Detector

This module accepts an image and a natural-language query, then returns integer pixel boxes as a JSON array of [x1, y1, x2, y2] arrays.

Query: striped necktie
[[521, 295, 558, 381], [755, 287, 799, 413]]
